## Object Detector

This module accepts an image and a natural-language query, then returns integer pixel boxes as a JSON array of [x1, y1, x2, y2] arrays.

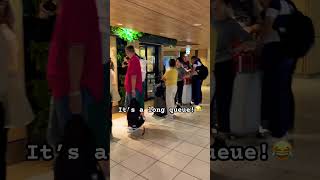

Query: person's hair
[[126, 45, 135, 53], [169, 59, 176, 68], [191, 56, 198, 60], [177, 57, 184, 64]]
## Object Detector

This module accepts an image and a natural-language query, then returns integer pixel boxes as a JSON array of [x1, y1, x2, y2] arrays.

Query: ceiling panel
[[110, 0, 210, 49]]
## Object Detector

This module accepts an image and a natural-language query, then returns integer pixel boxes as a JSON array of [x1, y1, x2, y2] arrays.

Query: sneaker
[[166, 115, 175, 120], [127, 127, 133, 133], [127, 127, 139, 133], [195, 105, 202, 112]]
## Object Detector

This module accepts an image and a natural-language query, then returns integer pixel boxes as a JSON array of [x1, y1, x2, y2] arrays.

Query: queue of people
[[212, 0, 314, 147], [162, 56, 207, 119]]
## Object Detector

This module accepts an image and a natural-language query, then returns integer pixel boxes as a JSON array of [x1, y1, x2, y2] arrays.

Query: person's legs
[[176, 81, 184, 104], [273, 59, 296, 138], [141, 81, 146, 109], [81, 89, 110, 177], [0, 103, 7, 180], [261, 43, 295, 138], [53, 96, 72, 146], [200, 80, 203, 104], [124, 92, 132, 109], [194, 78, 202, 106], [166, 86, 176, 118], [193, 78, 199, 105], [192, 77, 196, 103], [214, 61, 235, 133]]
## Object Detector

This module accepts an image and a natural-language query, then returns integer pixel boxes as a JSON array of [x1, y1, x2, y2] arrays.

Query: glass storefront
[[139, 44, 160, 100]]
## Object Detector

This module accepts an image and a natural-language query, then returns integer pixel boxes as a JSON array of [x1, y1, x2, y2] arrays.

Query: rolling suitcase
[[154, 82, 167, 117], [230, 51, 261, 136], [182, 84, 192, 105]]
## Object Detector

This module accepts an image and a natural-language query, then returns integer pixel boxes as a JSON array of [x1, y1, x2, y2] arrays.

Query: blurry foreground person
[[46, 0, 109, 178], [1, 0, 34, 179]]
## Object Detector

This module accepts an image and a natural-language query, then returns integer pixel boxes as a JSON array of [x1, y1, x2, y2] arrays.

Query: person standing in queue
[[162, 59, 178, 120], [191, 56, 204, 107], [124, 46, 143, 132], [212, 0, 254, 136], [258, 0, 296, 140], [1, 1, 34, 179], [175, 57, 187, 107]]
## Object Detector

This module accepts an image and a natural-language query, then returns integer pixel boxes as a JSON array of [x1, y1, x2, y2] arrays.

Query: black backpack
[[273, 0, 315, 59], [196, 64, 209, 80], [54, 115, 105, 180], [127, 98, 145, 129]]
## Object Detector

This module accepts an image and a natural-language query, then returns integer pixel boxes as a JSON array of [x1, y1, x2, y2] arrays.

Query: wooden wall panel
[[110, 0, 210, 49]]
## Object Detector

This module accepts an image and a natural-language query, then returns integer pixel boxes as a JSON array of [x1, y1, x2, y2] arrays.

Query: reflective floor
[[211, 77, 320, 180], [7, 87, 210, 180], [8, 76, 320, 180], [110, 86, 210, 180]]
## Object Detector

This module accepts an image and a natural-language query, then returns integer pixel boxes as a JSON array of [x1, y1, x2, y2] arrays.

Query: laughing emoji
[[272, 140, 293, 160], [195, 105, 203, 112]]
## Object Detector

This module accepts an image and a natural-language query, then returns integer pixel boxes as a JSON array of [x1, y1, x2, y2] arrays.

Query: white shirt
[[140, 58, 147, 82], [264, 0, 294, 44], [0, 24, 34, 127]]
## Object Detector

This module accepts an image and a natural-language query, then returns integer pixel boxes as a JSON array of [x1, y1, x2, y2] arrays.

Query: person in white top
[[258, 0, 296, 139], [136, 53, 147, 120], [110, 59, 121, 103], [1, 1, 33, 179]]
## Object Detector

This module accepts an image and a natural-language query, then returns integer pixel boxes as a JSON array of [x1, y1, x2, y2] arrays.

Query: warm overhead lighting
[[117, 23, 123, 26], [193, 23, 202, 27]]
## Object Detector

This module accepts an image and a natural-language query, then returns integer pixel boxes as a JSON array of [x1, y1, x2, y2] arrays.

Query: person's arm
[[68, 44, 85, 113], [260, 1, 280, 42], [131, 75, 137, 96], [162, 72, 167, 81]]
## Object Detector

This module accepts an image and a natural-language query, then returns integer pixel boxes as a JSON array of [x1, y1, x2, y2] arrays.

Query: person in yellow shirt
[[162, 59, 178, 119]]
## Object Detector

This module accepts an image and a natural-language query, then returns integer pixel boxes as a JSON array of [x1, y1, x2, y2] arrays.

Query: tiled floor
[[110, 86, 211, 180], [211, 78, 320, 180], [8, 77, 320, 180]]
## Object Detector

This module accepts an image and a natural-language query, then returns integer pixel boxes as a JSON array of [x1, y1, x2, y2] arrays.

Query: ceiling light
[[192, 23, 202, 27], [117, 23, 123, 26]]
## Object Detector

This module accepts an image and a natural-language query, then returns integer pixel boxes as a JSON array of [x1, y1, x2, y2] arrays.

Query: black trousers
[[175, 81, 184, 104], [261, 43, 296, 138], [0, 102, 7, 180], [214, 61, 235, 133]]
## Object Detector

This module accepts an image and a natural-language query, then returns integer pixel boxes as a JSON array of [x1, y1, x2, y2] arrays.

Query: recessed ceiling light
[[192, 23, 202, 27], [117, 23, 123, 26]]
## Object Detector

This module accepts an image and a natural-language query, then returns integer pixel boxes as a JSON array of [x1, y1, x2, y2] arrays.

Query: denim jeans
[[47, 89, 102, 149], [125, 90, 144, 112], [192, 76, 203, 105], [175, 81, 184, 104], [214, 61, 236, 133]]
